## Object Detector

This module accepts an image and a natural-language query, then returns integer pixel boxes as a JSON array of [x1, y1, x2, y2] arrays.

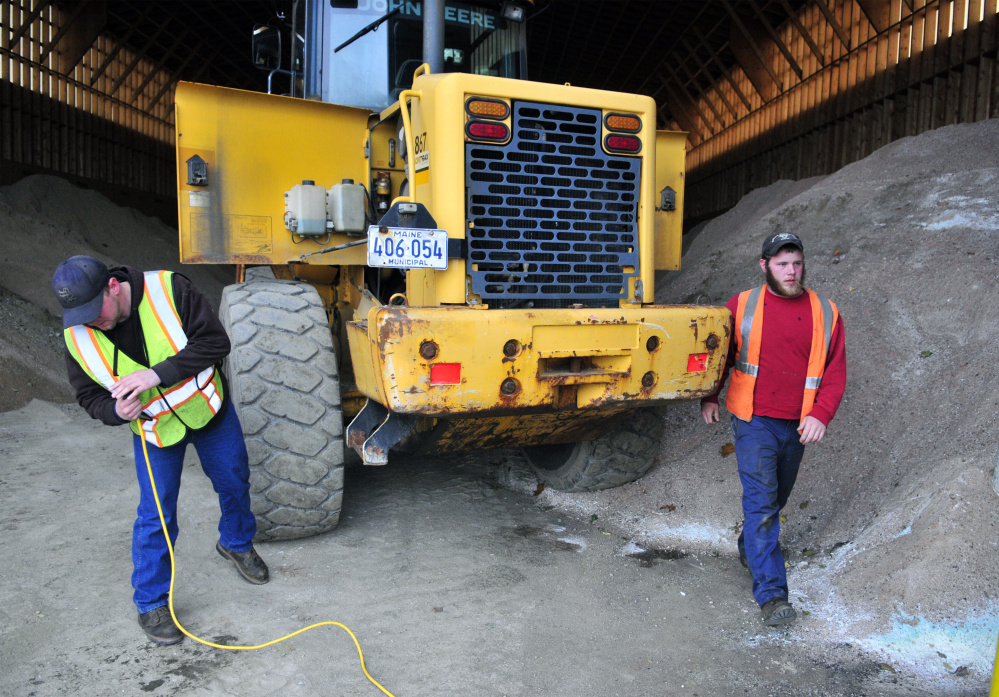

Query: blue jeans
[[131, 399, 256, 613], [732, 415, 805, 607]]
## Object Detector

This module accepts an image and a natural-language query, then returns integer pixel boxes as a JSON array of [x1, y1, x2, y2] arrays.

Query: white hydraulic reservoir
[[284, 181, 329, 236], [328, 179, 366, 235]]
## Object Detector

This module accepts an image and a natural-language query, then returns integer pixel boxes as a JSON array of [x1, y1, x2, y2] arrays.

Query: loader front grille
[[465, 101, 640, 309]]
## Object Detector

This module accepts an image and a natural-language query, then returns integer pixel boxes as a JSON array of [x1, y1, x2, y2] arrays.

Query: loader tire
[[219, 280, 344, 541], [521, 407, 664, 492]]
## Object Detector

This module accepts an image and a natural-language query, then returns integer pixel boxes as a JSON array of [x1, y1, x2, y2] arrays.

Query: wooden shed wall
[[679, 0, 999, 223], [1, 0, 179, 211]]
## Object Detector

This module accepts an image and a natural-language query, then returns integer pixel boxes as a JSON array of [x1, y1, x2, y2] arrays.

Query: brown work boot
[[216, 542, 269, 584], [138, 606, 183, 645], [761, 597, 797, 626]]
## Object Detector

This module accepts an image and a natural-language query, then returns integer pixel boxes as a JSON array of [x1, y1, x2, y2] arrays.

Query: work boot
[[138, 606, 183, 645], [761, 597, 797, 626], [216, 542, 269, 584]]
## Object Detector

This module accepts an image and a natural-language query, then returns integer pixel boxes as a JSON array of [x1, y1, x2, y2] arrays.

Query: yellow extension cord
[[139, 436, 397, 697]]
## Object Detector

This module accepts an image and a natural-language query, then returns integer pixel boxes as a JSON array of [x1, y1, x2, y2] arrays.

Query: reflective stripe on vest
[[725, 285, 838, 422], [64, 271, 223, 447]]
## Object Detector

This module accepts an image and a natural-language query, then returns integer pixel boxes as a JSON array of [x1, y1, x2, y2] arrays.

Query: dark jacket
[[65, 265, 231, 427]]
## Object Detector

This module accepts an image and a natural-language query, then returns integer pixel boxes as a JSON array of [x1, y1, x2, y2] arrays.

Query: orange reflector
[[466, 98, 509, 118], [687, 353, 708, 372], [606, 134, 641, 153], [466, 120, 510, 141], [430, 363, 462, 385], [606, 114, 641, 132]]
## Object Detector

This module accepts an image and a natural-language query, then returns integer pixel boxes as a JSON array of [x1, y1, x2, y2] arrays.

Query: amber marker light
[[687, 353, 708, 372], [466, 120, 510, 141], [466, 97, 509, 119], [605, 134, 641, 153], [430, 363, 462, 385], [605, 113, 641, 132]]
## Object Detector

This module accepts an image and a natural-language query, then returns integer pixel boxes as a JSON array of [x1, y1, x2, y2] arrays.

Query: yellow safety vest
[[726, 285, 838, 422], [65, 270, 224, 447]]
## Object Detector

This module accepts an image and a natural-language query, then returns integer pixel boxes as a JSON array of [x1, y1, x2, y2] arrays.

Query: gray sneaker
[[761, 597, 796, 626]]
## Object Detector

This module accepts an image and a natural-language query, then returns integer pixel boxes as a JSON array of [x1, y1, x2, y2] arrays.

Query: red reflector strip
[[430, 363, 462, 385], [606, 134, 641, 152], [687, 353, 708, 372], [466, 120, 509, 140]]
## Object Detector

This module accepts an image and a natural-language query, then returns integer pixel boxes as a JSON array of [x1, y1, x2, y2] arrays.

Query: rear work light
[[687, 353, 708, 372], [465, 97, 510, 119], [605, 113, 641, 132], [466, 120, 510, 142], [605, 134, 641, 154], [430, 363, 462, 385]]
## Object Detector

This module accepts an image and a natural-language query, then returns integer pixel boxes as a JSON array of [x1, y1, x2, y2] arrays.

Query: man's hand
[[701, 401, 720, 425], [111, 369, 162, 403], [110, 369, 162, 421], [797, 415, 826, 444], [115, 394, 144, 421]]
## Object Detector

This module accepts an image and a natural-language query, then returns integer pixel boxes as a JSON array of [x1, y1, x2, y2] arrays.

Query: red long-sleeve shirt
[[702, 286, 846, 426]]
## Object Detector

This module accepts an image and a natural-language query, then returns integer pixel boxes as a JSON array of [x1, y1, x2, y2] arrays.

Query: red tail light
[[605, 134, 641, 153], [466, 120, 509, 141]]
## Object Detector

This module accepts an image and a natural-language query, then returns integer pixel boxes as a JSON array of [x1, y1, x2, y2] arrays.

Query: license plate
[[367, 226, 448, 270]]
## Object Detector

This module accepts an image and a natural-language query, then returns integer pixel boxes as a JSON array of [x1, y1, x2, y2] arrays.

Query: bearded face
[[763, 251, 805, 297]]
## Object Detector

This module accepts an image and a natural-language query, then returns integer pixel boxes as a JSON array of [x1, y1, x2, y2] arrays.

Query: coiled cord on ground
[[140, 436, 396, 697]]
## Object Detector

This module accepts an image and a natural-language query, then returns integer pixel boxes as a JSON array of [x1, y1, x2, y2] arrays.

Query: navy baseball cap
[[52, 255, 110, 328], [762, 232, 804, 258]]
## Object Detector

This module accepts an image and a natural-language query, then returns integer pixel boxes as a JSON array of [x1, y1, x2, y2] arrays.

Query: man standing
[[53, 255, 269, 645], [701, 233, 846, 626]]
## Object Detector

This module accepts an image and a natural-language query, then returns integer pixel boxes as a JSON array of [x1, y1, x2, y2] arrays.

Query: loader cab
[[297, 0, 528, 111]]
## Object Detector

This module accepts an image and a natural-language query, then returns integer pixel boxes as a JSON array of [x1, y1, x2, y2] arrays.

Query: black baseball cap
[[52, 255, 111, 328], [762, 232, 804, 258]]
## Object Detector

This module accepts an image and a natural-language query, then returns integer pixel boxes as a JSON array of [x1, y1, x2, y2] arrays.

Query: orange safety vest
[[725, 285, 838, 422]]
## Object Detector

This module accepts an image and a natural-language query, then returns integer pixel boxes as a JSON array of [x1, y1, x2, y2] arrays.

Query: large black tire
[[219, 279, 344, 541], [521, 407, 664, 492]]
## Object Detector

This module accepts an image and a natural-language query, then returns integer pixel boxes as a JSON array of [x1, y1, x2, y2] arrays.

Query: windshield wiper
[[334, 7, 401, 53]]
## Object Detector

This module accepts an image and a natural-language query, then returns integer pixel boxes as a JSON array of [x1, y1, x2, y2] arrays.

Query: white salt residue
[[558, 536, 586, 551]]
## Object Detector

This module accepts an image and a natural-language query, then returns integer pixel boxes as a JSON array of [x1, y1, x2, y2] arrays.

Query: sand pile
[[503, 118, 999, 684], [0, 175, 231, 411]]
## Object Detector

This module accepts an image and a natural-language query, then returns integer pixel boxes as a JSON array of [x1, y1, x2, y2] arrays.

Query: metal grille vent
[[465, 102, 640, 308]]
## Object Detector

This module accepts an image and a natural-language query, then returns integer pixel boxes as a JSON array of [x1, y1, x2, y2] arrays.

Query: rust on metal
[[419, 340, 439, 360], [706, 333, 720, 350], [642, 371, 656, 389], [503, 339, 520, 358], [646, 335, 660, 353]]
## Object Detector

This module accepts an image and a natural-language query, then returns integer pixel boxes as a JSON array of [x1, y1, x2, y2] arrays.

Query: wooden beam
[[9, 0, 53, 47], [673, 46, 729, 128], [777, 0, 826, 66], [40, 0, 93, 63], [147, 41, 204, 111], [89, 24, 137, 85], [616, 3, 681, 91], [657, 71, 716, 137], [584, 0, 631, 86], [109, 22, 168, 97], [692, 25, 753, 111], [855, 0, 892, 33], [56, 0, 106, 75], [598, 1, 654, 89], [747, 0, 804, 80], [723, 0, 783, 90], [552, 1, 582, 82], [130, 29, 190, 105], [813, 0, 852, 50], [680, 37, 740, 120]]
